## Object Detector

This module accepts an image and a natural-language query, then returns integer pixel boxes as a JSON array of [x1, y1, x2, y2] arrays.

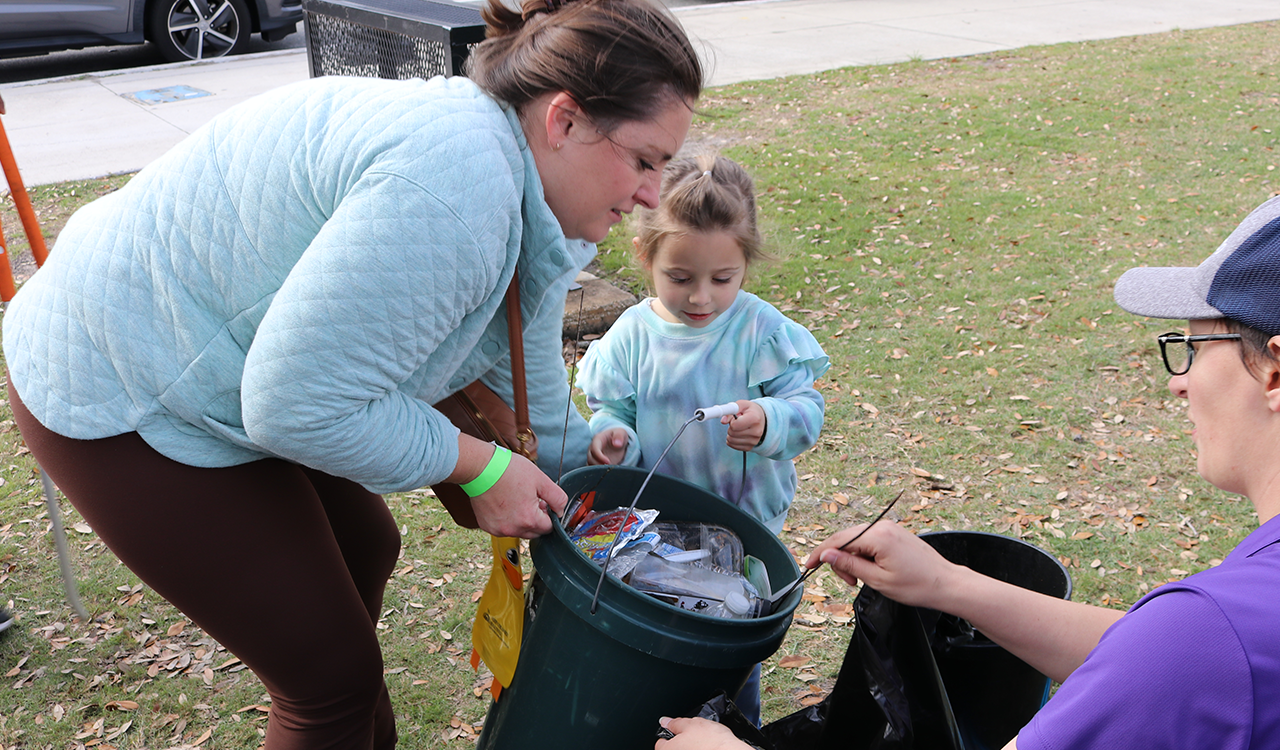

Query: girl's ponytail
[[635, 155, 766, 268]]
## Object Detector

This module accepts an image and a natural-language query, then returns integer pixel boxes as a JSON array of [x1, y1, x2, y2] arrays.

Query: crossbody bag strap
[[505, 269, 535, 458]]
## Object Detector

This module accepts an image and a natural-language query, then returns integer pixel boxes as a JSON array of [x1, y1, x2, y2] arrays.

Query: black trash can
[[919, 530, 1073, 750], [474, 466, 804, 750]]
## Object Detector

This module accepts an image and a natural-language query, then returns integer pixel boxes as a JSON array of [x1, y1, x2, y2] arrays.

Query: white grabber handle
[[695, 402, 741, 422]]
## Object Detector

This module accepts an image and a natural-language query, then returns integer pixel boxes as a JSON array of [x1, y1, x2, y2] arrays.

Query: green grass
[[3, 19, 1279, 748]]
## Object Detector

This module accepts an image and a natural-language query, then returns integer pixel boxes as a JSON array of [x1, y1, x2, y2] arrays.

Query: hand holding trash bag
[[656, 717, 750, 749]]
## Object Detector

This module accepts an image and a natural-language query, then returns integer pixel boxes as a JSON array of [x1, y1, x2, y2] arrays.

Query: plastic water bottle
[[628, 554, 763, 619]]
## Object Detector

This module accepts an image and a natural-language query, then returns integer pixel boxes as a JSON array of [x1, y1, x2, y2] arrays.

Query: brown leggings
[[9, 382, 401, 750]]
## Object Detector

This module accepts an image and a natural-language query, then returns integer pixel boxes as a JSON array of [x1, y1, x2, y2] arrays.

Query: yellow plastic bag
[[470, 536, 524, 700]]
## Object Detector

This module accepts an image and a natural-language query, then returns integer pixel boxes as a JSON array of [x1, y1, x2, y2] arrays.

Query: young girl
[[577, 154, 828, 722], [578, 154, 828, 533]]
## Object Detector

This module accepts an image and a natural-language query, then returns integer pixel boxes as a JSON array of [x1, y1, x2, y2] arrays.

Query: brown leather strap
[[504, 269, 535, 458]]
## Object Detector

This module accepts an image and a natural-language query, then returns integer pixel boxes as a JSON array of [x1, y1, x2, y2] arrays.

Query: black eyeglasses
[[1156, 331, 1242, 376]]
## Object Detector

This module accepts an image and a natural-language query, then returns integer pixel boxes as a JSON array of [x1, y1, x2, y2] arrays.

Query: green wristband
[[460, 445, 512, 498]]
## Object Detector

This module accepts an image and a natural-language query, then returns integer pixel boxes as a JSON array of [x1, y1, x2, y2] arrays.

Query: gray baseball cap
[[1114, 195, 1280, 334]]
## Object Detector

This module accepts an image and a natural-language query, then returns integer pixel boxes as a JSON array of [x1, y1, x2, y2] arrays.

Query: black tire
[[147, 0, 252, 62]]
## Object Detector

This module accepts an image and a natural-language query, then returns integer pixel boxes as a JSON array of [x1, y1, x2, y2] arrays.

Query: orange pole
[[0, 215, 15, 302], [0, 94, 50, 267]]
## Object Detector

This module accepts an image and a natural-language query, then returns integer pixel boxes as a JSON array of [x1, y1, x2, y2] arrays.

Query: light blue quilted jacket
[[1, 75, 592, 493]]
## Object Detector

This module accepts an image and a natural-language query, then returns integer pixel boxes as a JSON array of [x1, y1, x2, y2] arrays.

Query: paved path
[[1, 0, 1278, 186]]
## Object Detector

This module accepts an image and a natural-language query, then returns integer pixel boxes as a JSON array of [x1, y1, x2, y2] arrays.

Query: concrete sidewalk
[[1, 0, 1279, 187]]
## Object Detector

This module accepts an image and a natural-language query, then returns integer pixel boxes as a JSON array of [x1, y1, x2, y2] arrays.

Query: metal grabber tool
[[1, 92, 88, 621], [760, 489, 905, 615]]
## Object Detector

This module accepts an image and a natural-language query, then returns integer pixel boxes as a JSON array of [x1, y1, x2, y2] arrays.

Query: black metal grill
[[303, 0, 486, 79]]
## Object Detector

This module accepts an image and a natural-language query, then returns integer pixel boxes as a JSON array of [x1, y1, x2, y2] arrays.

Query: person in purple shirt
[[657, 195, 1280, 750]]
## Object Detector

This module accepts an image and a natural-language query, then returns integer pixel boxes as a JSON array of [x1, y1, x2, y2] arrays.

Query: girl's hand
[[654, 717, 750, 750], [723, 399, 766, 451], [469, 452, 567, 538], [803, 521, 956, 609], [589, 428, 630, 466]]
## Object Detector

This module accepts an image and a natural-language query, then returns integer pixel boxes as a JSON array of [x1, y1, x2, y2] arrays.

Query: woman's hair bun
[[469, 0, 702, 131]]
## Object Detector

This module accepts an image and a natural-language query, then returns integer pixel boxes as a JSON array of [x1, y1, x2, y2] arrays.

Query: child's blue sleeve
[[575, 337, 643, 466], [748, 320, 830, 461]]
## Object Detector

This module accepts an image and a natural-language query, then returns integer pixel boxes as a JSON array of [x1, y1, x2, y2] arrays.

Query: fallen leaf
[[778, 655, 811, 669], [104, 701, 138, 711], [103, 720, 132, 741], [1070, 531, 1094, 540], [166, 621, 186, 637]]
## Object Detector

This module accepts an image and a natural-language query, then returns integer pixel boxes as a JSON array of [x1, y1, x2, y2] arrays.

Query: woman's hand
[[804, 521, 957, 609], [723, 400, 766, 451], [654, 717, 750, 750], [588, 428, 630, 466], [468, 452, 567, 538], [451, 436, 566, 538]]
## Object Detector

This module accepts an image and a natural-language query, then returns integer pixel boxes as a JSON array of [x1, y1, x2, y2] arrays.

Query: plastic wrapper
[[568, 507, 659, 564], [652, 521, 744, 574]]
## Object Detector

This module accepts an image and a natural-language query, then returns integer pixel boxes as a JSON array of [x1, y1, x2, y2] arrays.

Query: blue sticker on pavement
[[126, 86, 212, 104]]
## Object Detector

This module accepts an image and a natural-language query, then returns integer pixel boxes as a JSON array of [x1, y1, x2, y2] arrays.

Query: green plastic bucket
[[475, 466, 803, 750]]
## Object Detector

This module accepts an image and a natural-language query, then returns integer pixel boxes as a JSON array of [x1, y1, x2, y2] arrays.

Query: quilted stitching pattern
[[2, 76, 588, 492]]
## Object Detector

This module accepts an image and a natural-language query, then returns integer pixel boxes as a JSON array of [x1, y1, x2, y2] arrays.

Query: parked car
[[0, 0, 302, 62]]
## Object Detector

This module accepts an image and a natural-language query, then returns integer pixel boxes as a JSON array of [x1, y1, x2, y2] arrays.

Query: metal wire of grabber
[[1, 92, 89, 622]]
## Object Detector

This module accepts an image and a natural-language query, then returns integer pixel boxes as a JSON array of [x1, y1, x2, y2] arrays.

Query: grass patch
[[2, 20, 1279, 748]]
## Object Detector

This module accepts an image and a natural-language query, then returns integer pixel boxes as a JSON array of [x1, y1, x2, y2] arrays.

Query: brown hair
[[634, 155, 767, 269], [1222, 318, 1280, 379], [467, 0, 703, 133]]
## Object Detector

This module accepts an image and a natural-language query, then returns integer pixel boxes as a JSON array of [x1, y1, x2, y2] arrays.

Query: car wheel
[[148, 0, 252, 62]]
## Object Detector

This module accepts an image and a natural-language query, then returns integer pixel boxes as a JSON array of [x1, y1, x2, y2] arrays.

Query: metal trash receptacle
[[303, 0, 486, 80]]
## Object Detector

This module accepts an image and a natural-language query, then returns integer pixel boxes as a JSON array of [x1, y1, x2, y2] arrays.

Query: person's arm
[[479, 243, 596, 478], [741, 312, 829, 460], [575, 330, 642, 466], [747, 366, 825, 460], [449, 433, 565, 538], [807, 522, 1123, 683]]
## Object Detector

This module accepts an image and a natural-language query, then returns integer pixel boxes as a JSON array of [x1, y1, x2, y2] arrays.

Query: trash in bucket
[[565, 501, 768, 620], [474, 465, 803, 750]]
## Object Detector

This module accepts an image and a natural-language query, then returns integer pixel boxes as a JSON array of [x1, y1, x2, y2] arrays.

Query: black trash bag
[[692, 531, 1068, 750], [692, 584, 963, 750], [683, 692, 776, 750], [783, 584, 963, 750], [917, 531, 1070, 750]]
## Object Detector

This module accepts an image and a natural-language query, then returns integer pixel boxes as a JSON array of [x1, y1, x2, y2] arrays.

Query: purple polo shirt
[[1019, 512, 1280, 750]]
